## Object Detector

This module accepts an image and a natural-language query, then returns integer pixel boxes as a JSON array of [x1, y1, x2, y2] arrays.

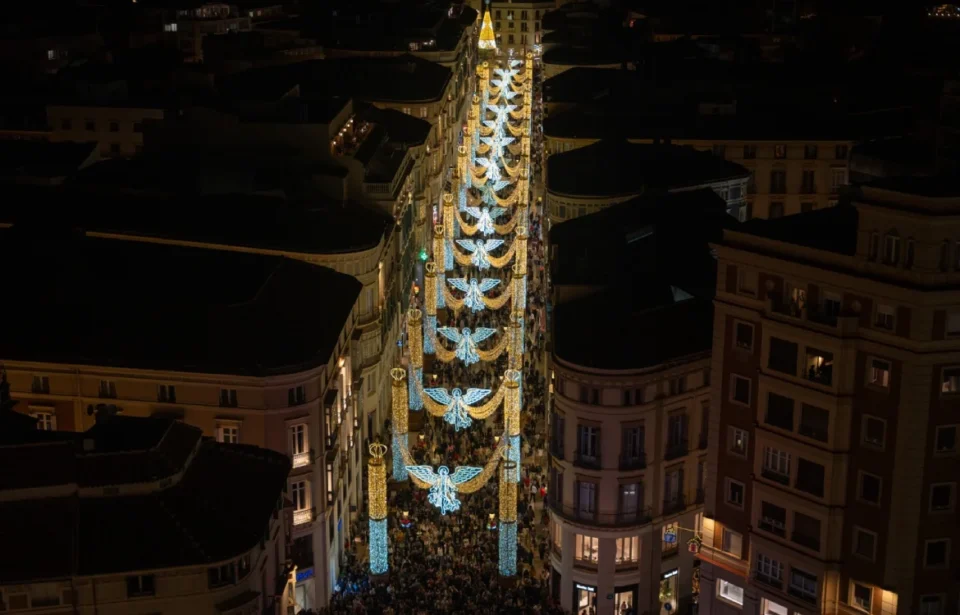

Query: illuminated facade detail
[[436, 326, 498, 366], [405, 465, 484, 514], [422, 387, 492, 430]]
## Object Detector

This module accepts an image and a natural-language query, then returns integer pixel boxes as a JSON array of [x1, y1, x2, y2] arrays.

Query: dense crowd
[[316, 57, 557, 615]]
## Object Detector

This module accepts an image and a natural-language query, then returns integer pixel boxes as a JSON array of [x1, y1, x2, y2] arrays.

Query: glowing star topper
[[456, 238, 504, 270], [422, 386, 492, 430], [448, 277, 501, 312], [406, 465, 484, 514], [437, 326, 497, 366], [464, 206, 507, 236]]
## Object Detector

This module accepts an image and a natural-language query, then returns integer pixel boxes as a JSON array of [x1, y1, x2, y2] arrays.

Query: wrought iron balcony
[[662, 494, 686, 515], [619, 453, 646, 471], [573, 450, 601, 470], [760, 467, 790, 486], [548, 500, 652, 528], [549, 442, 565, 460], [664, 439, 689, 461], [754, 571, 783, 590]]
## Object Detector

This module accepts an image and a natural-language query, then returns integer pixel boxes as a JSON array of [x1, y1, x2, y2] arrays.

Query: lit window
[[883, 234, 900, 265], [217, 423, 240, 444], [942, 368, 960, 394], [574, 534, 598, 563], [728, 427, 748, 456], [615, 536, 639, 564], [33, 411, 56, 431], [852, 582, 872, 612], [164, 23, 178, 32], [717, 579, 744, 606], [726, 480, 745, 509], [868, 359, 891, 388]]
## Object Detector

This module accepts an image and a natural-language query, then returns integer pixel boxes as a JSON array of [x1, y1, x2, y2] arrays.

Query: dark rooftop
[[0, 416, 289, 582], [542, 45, 624, 67], [356, 101, 431, 146], [736, 204, 859, 255], [292, 55, 452, 104], [0, 140, 98, 181], [0, 227, 361, 376], [866, 175, 960, 198], [547, 139, 749, 197]]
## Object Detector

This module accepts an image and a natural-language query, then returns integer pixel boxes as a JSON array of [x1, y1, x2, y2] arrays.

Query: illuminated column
[[498, 459, 518, 578], [368, 443, 389, 576], [512, 264, 526, 313], [407, 309, 423, 411], [457, 146, 468, 184], [443, 193, 456, 240], [433, 225, 449, 303], [390, 368, 409, 481], [423, 262, 437, 355], [507, 313, 522, 371], [504, 369, 521, 482], [515, 226, 528, 276]]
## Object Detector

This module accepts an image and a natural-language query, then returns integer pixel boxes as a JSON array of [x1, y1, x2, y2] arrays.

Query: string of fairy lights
[[367, 51, 535, 580]]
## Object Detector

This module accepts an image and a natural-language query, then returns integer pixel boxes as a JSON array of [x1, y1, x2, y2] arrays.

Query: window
[[924, 539, 949, 568], [853, 526, 877, 560], [164, 22, 178, 32], [857, 471, 882, 504], [774, 145, 787, 159], [920, 596, 944, 615], [577, 481, 597, 516], [789, 568, 818, 602], [875, 304, 895, 330], [577, 425, 599, 460], [743, 144, 757, 159], [835, 144, 848, 159], [508, 34, 514, 44], [99, 379, 117, 398], [622, 426, 644, 460], [883, 234, 900, 265], [726, 479, 745, 509], [615, 536, 639, 564], [219, 388, 238, 407], [769, 201, 784, 219], [85, 120, 95, 131], [831, 167, 847, 190], [729, 427, 748, 456], [947, 312, 960, 336], [795, 458, 825, 497], [662, 522, 678, 552], [801, 170, 816, 193], [935, 425, 956, 454], [33, 411, 55, 431], [208, 563, 235, 588], [620, 483, 640, 515], [869, 358, 891, 388], [852, 582, 872, 612], [290, 423, 307, 456], [799, 404, 829, 442], [940, 240, 951, 272], [288, 385, 306, 406], [730, 375, 751, 405], [768, 337, 798, 375], [668, 376, 686, 396], [551, 519, 562, 552], [126, 575, 155, 597], [217, 423, 239, 444], [737, 269, 757, 295], [759, 501, 786, 536], [765, 393, 795, 430], [574, 534, 598, 563], [804, 144, 818, 159], [31, 375, 50, 394], [495, 10, 501, 18], [862, 415, 886, 448], [291, 480, 309, 510], [792, 512, 821, 551], [157, 384, 176, 403], [721, 528, 742, 557], [717, 579, 744, 606], [419, 107, 427, 118], [762, 447, 791, 482], [867, 231, 879, 261], [929, 483, 954, 512], [755, 553, 784, 585], [904, 238, 915, 269], [941, 367, 960, 393], [770, 169, 786, 193]]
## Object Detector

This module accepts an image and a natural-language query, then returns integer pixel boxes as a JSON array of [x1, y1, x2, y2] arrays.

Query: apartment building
[[545, 139, 749, 228], [700, 177, 960, 615], [163, 2, 252, 61], [0, 411, 292, 615], [547, 190, 736, 615], [0, 229, 362, 612], [489, 0, 554, 55], [47, 104, 166, 158]]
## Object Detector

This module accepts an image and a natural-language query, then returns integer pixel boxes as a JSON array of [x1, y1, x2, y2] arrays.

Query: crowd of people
[[316, 56, 559, 615]]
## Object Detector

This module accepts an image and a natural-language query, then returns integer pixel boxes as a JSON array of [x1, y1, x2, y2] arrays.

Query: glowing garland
[[391, 368, 408, 481], [407, 309, 424, 411], [422, 387, 491, 431]]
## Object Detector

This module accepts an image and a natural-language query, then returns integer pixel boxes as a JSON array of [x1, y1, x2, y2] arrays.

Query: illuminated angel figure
[[423, 386, 492, 430], [479, 132, 515, 160], [456, 238, 504, 270], [448, 277, 501, 312], [494, 68, 518, 80], [475, 156, 503, 183], [465, 206, 507, 236], [405, 465, 484, 515], [437, 326, 498, 365]]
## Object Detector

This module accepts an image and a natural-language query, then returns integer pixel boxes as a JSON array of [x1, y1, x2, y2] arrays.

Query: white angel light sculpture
[[423, 386, 491, 430], [406, 465, 483, 515], [465, 206, 507, 236], [437, 326, 498, 366], [475, 156, 503, 183], [479, 132, 515, 160], [494, 68, 518, 80], [448, 277, 501, 312], [456, 238, 504, 270]]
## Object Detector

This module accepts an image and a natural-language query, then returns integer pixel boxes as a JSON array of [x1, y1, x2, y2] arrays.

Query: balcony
[[807, 307, 838, 327], [664, 439, 689, 461], [803, 351, 833, 386], [573, 450, 601, 470], [292, 451, 311, 469], [548, 500, 652, 528], [791, 532, 821, 551], [798, 423, 828, 442], [760, 467, 790, 486], [757, 518, 786, 537], [619, 453, 646, 471], [293, 508, 315, 526], [787, 586, 818, 605], [550, 442, 565, 461], [770, 295, 804, 319], [754, 572, 783, 591], [662, 494, 686, 516]]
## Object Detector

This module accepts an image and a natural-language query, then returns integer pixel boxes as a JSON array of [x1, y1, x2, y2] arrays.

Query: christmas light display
[[422, 387, 492, 430], [478, 9, 496, 51], [391, 368, 409, 481], [368, 443, 389, 575], [448, 278, 501, 312], [498, 460, 518, 577], [463, 206, 507, 236], [436, 326, 498, 366], [424, 263, 437, 354], [407, 309, 424, 411], [405, 465, 484, 514], [455, 238, 504, 270], [512, 265, 526, 311]]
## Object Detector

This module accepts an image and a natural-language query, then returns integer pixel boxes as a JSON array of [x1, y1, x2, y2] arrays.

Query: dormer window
[[883, 233, 900, 265]]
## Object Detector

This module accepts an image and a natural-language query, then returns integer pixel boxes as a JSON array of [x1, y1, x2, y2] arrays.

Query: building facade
[[489, 1, 555, 56], [700, 178, 960, 615]]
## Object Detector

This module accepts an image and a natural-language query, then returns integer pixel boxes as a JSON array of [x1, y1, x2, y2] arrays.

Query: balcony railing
[[791, 532, 821, 551], [548, 500, 652, 528], [807, 308, 838, 327], [760, 467, 791, 486], [754, 571, 783, 590], [293, 508, 314, 526], [664, 439, 689, 461], [573, 450, 601, 470], [550, 442, 565, 460], [787, 586, 818, 605], [292, 451, 311, 469], [798, 424, 828, 442], [619, 453, 646, 471], [662, 494, 686, 515], [757, 518, 786, 537]]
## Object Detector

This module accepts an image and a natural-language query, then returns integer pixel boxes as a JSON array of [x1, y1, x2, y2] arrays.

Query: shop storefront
[[574, 582, 597, 615]]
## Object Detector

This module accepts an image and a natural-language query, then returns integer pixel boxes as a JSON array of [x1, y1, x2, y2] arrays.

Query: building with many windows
[[489, 0, 555, 56], [700, 177, 960, 615], [0, 228, 363, 612], [547, 189, 737, 615], [0, 409, 292, 615]]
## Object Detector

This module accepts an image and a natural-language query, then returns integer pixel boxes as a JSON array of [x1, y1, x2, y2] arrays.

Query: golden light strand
[[391, 367, 408, 435], [407, 308, 423, 370], [368, 444, 388, 520]]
